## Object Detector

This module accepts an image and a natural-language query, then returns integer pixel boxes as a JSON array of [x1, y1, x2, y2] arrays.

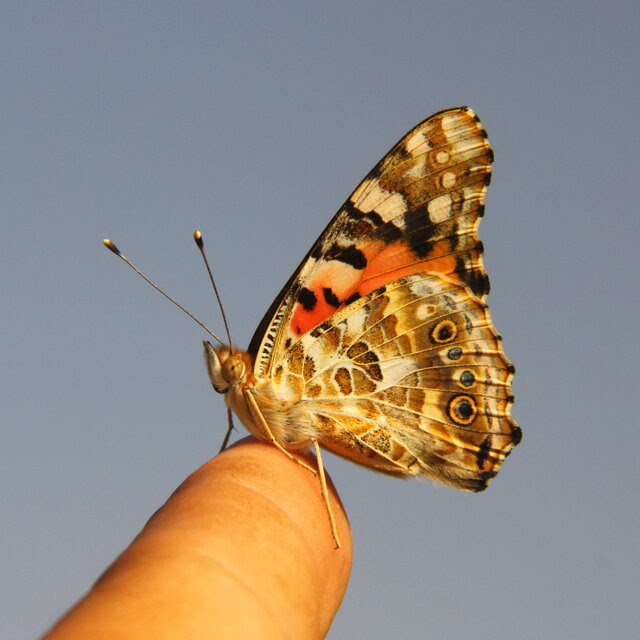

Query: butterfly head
[[203, 341, 252, 394]]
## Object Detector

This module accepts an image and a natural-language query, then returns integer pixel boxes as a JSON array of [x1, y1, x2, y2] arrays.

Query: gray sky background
[[3, 2, 638, 638]]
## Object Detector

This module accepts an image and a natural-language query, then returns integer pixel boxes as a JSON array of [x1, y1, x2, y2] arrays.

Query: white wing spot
[[379, 357, 416, 387], [427, 194, 452, 223], [354, 178, 407, 221], [405, 131, 426, 154], [441, 112, 468, 138], [436, 150, 449, 164], [442, 172, 457, 189], [451, 138, 485, 160]]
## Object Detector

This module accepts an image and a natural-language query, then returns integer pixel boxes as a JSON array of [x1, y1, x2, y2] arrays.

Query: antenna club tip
[[193, 230, 203, 247], [103, 239, 121, 254]]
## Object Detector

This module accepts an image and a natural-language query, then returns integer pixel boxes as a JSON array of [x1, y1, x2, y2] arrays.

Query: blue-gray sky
[[3, 2, 638, 637]]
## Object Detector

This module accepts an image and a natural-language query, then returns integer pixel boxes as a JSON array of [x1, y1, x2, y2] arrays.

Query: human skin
[[43, 437, 352, 639]]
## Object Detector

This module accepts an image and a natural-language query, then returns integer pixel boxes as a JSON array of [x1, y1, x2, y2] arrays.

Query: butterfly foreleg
[[242, 388, 317, 475], [218, 408, 235, 453]]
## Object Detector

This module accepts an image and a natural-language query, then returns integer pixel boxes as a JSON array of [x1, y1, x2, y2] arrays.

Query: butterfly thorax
[[203, 341, 314, 447]]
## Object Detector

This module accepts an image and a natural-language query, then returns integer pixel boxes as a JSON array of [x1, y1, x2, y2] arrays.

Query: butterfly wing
[[248, 107, 493, 379], [271, 273, 520, 491], [245, 106, 520, 487]]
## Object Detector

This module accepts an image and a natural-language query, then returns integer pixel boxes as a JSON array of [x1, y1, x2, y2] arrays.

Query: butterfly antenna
[[102, 239, 225, 346], [193, 230, 233, 347]]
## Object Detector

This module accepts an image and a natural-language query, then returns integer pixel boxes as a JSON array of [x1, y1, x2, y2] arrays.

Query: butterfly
[[204, 107, 521, 547]]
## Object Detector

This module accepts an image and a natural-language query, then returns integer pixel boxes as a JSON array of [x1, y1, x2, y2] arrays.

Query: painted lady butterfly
[[204, 107, 521, 545]]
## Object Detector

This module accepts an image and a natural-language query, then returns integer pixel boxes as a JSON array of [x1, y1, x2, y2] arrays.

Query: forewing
[[249, 107, 493, 377]]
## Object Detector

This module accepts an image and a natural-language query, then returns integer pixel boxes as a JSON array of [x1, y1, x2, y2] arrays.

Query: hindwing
[[271, 274, 520, 490]]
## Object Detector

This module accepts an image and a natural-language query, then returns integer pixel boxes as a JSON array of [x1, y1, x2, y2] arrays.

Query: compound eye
[[222, 356, 245, 384]]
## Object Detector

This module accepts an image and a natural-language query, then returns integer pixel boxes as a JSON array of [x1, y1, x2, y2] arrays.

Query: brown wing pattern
[[271, 274, 520, 491]]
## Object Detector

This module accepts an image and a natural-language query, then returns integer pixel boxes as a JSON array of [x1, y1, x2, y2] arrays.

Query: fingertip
[[43, 437, 352, 639], [209, 436, 352, 567], [208, 437, 353, 633], [173, 437, 352, 634]]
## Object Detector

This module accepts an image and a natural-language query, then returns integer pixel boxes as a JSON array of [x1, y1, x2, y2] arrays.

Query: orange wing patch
[[290, 237, 462, 337], [250, 107, 492, 377], [360, 237, 460, 294]]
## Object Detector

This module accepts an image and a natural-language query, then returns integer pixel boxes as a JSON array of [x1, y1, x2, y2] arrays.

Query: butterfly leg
[[312, 439, 341, 549], [286, 438, 341, 548], [218, 408, 235, 453], [243, 389, 317, 475]]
